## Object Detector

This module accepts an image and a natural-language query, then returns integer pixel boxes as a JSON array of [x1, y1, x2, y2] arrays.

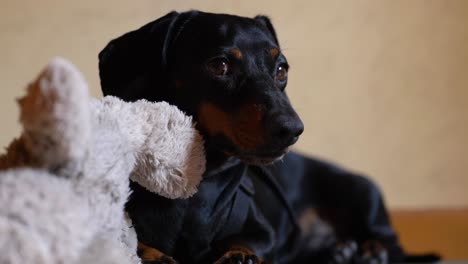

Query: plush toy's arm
[[92, 96, 206, 199], [127, 100, 205, 199]]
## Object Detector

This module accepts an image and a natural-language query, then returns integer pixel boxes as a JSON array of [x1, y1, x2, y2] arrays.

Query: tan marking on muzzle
[[198, 102, 235, 139], [234, 103, 266, 149], [197, 102, 266, 150]]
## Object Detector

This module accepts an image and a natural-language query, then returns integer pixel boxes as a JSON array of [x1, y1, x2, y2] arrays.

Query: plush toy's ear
[[98, 11, 198, 102], [254, 15, 280, 46]]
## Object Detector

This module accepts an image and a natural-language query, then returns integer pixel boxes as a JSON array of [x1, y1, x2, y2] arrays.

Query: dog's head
[[99, 10, 304, 165]]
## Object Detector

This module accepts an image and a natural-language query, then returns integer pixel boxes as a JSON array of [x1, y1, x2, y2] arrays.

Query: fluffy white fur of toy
[[0, 57, 205, 263]]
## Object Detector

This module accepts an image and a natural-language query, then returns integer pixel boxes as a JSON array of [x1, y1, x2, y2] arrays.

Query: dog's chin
[[233, 148, 290, 166], [216, 137, 291, 165], [238, 154, 285, 165]]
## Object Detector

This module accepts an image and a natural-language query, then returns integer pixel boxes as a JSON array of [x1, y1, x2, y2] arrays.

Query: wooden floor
[[390, 209, 468, 260]]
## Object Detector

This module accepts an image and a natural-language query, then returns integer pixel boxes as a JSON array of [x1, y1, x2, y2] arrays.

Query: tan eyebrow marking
[[270, 47, 280, 59], [230, 48, 243, 59]]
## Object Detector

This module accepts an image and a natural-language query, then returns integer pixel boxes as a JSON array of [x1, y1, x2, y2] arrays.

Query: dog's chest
[[176, 163, 251, 260]]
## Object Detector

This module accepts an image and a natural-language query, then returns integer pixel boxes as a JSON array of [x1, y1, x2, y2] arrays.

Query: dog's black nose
[[270, 117, 304, 147]]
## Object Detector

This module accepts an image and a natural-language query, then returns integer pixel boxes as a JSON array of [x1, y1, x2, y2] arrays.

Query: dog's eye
[[276, 64, 288, 81], [207, 58, 229, 76]]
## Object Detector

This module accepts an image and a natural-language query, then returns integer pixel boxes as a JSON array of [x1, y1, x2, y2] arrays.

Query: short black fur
[[99, 10, 438, 264]]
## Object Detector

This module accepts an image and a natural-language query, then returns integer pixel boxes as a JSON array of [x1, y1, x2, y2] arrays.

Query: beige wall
[[1, 0, 467, 208]]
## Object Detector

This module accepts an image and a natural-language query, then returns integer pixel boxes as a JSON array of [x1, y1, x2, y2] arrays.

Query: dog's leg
[[329, 240, 388, 264], [354, 240, 388, 264], [329, 241, 359, 264], [214, 245, 264, 264], [137, 242, 178, 264]]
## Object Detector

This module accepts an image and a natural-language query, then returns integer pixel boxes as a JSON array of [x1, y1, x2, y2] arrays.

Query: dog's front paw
[[214, 251, 263, 264], [143, 255, 178, 264], [329, 240, 387, 264], [215, 245, 263, 264], [355, 240, 387, 264], [329, 241, 358, 264], [137, 242, 178, 264]]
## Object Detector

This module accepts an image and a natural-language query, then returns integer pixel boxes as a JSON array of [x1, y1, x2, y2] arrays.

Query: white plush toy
[[0, 58, 205, 264]]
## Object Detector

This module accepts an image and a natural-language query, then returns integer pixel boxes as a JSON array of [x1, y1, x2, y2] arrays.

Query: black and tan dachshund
[[99, 10, 439, 264]]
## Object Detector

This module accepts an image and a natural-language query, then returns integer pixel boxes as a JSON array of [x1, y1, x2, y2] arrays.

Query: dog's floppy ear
[[254, 15, 279, 46], [98, 11, 197, 102]]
